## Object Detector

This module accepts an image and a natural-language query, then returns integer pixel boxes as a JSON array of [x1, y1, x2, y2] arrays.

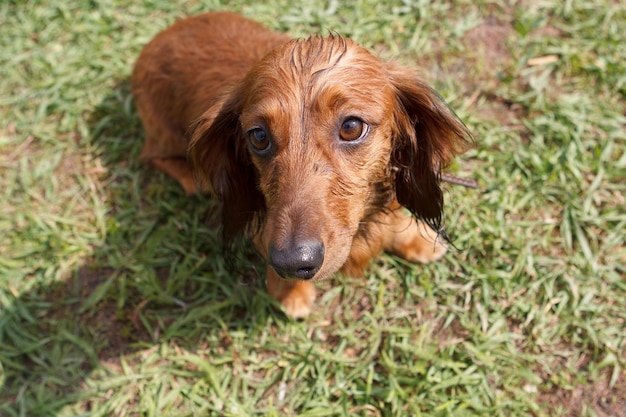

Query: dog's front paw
[[266, 271, 316, 318], [389, 220, 448, 264], [279, 282, 316, 318]]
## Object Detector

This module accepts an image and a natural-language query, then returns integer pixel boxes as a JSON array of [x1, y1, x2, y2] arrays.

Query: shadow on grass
[[0, 80, 279, 415]]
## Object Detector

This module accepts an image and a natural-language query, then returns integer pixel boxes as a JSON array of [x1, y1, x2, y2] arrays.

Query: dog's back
[[132, 12, 288, 160]]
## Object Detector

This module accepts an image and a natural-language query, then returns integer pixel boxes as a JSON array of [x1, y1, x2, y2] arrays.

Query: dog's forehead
[[241, 36, 393, 121], [277, 35, 382, 73]]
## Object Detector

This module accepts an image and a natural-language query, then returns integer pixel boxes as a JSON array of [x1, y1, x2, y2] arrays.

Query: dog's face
[[239, 37, 398, 280], [189, 36, 470, 281]]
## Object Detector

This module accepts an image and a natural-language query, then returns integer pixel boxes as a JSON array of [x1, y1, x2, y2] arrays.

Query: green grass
[[1, 0, 624, 416]]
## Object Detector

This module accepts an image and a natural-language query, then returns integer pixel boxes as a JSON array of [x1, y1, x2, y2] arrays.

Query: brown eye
[[247, 128, 271, 153], [339, 118, 368, 142]]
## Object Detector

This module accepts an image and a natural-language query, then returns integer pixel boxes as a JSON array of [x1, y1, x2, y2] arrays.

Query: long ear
[[388, 65, 473, 234], [187, 90, 264, 241]]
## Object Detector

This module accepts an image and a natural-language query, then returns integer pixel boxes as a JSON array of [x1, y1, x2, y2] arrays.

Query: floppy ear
[[187, 90, 264, 241], [388, 65, 473, 234]]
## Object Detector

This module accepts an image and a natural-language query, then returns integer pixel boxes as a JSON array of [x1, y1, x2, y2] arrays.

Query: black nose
[[269, 240, 325, 280]]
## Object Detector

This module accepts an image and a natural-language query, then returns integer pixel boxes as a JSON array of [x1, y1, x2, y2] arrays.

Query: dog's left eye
[[339, 118, 368, 142], [247, 128, 271, 153]]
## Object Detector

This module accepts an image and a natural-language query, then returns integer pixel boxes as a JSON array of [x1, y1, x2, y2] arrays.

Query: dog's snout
[[269, 240, 325, 280]]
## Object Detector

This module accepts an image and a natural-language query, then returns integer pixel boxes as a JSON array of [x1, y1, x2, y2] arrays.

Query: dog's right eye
[[247, 128, 271, 153]]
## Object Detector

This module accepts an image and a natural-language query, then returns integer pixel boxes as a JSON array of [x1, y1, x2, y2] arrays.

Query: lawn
[[1, 0, 624, 416]]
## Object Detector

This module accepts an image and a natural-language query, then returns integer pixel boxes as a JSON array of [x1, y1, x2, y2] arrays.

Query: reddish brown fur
[[132, 12, 472, 318]]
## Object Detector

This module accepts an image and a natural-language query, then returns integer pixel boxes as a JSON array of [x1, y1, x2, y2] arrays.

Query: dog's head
[[189, 35, 471, 280]]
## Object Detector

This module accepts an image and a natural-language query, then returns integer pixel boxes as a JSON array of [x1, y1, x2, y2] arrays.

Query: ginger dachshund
[[132, 12, 472, 318]]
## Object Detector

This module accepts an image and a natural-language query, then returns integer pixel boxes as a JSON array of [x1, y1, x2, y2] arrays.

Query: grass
[[1, 0, 624, 416]]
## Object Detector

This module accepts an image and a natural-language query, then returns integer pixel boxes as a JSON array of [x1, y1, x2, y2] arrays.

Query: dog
[[131, 12, 472, 318]]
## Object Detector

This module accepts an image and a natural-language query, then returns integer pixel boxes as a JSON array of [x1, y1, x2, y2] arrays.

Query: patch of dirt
[[463, 18, 515, 71], [538, 372, 626, 417], [459, 19, 526, 129], [421, 17, 525, 132]]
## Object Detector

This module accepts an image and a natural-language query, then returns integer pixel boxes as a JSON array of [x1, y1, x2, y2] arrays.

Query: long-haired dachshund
[[131, 12, 472, 317]]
